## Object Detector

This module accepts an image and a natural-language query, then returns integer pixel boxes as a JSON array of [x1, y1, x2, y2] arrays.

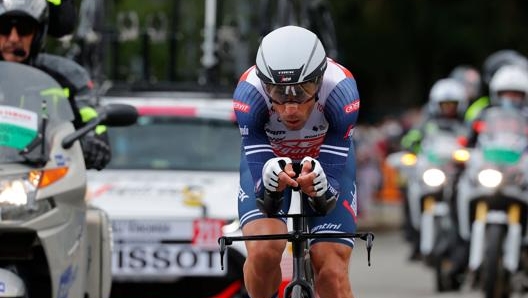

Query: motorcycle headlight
[[452, 149, 470, 163], [0, 168, 67, 222], [401, 153, 417, 166], [422, 168, 446, 187], [478, 169, 503, 188]]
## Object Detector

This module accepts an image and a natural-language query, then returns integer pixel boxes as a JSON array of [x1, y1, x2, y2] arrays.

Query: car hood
[[86, 169, 240, 220]]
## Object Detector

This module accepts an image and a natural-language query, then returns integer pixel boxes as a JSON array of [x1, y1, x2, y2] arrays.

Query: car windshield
[[107, 115, 241, 171]]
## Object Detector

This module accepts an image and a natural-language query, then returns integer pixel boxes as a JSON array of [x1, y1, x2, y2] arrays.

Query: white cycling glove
[[262, 157, 293, 192], [300, 156, 328, 197]]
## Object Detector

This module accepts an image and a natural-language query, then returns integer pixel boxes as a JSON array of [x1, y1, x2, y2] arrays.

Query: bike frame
[[219, 188, 374, 297]]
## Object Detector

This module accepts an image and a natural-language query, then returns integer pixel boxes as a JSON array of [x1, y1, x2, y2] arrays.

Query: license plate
[[112, 243, 226, 278], [110, 219, 227, 279]]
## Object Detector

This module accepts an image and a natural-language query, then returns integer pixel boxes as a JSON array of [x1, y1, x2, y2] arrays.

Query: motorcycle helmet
[[255, 25, 327, 104], [489, 64, 528, 109], [449, 65, 482, 101], [0, 0, 49, 60], [428, 78, 468, 118], [482, 49, 528, 85]]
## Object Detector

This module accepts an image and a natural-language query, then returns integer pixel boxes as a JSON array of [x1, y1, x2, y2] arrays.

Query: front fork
[[468, 201, 522, 272], [420, 196, 449, 256]]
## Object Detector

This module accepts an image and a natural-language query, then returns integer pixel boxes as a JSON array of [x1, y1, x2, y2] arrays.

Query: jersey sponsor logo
[[344, 99, 360, 114], [233, 101, 250, 113], [310, 222, 343, 233], [269, 136, 286, 142], [238, 188, 249, 202], [344, 124, 355, 139], [304, 132, 326, 139], [265, 128, 286, 135], [240, 125, 249, 136], [270, 136, 324, 160]]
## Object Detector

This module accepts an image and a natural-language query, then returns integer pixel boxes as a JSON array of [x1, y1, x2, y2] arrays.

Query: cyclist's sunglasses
[[0, 17, 37, 36], [264, 78, 321, 105]]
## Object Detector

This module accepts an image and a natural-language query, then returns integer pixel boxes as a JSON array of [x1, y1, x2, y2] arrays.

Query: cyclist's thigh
[[307, 148, 358, 248], [238, 151, 290, 228]]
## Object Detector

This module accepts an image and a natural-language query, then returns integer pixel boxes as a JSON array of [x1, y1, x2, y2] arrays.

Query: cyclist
[[0, 0, 111, 170], [233, 25, 360, 298]]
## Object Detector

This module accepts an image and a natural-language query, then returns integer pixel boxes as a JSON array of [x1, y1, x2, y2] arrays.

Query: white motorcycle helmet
[[489, 64, 528, 109], [255, 25, 327, 104], [427, 78, 468, 118]]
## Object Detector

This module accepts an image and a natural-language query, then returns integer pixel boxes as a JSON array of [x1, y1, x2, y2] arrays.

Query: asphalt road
[[348, 229, 483, 298]]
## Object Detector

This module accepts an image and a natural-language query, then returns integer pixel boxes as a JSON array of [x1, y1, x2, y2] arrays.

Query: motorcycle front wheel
[[482, 224, 511, 298]]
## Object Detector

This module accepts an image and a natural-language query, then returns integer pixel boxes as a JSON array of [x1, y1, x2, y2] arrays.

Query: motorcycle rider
[[464, 49, 528, 123], [401, 78, 468, 154], [465, 64, 528, 147], [233, 25, 360, 298], [448, 64, 528, 284], [449, 65, 482, 107], [400, 78, 468, 260], [0, 0, 111, 170]]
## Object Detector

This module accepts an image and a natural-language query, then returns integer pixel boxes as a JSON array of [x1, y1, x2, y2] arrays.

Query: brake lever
[[218, 236, 231, 270], [359, 232, 374, 266], [366, 233, 374, 266]]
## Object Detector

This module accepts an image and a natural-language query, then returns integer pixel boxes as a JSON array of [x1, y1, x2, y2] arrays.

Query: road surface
[[349, 229, 482, 298]]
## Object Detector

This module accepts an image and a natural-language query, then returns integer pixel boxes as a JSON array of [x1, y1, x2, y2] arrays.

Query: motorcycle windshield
[[422, 132, 461, 165], [477, 107, 528, 165], [0, 61, 74, 163]]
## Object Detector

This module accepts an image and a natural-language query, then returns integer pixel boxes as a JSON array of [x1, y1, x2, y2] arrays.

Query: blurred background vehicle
[[86, 94, 248, 298]]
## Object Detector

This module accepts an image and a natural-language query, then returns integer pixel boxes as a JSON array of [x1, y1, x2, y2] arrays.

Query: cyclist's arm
[[320, 76, 360, 198], [233, 78, 275, 198]]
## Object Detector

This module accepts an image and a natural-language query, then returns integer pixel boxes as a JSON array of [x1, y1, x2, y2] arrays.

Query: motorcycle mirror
[[62, 104, 138, 149], [100, 104, 138, 127]]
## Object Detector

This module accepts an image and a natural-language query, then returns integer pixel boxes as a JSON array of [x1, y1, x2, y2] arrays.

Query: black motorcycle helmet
[[482, 49, 528, 85], [0, 0, 49, 62]]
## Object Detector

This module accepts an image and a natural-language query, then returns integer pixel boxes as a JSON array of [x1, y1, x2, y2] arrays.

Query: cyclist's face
[[272, 97, 316, 131], [0, 16, 36, 62]]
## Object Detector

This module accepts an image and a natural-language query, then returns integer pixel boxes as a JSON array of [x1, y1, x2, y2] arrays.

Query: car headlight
[[422, 168, 446, 187], [478, 169, 503, 188], [0, 168, 66, 222]]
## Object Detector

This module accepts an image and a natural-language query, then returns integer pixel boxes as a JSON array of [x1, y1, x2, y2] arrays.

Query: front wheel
[[482, 224, 510, 298], [290, 284, 311, 298]]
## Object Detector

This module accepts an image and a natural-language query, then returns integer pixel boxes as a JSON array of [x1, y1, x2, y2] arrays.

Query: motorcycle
[[0, 61, 137, 298], [405, 124, 468, 292], [456, 107, 528, 298]]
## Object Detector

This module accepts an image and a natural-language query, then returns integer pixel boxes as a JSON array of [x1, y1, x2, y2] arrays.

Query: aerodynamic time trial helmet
[[255, 25, 327, 104]]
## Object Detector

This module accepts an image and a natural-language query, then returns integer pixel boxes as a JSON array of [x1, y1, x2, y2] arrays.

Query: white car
[[86, 93, 248, 298]]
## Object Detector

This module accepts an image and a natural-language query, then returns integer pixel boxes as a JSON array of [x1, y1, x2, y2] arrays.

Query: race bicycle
[[219, 164, 374, 298]]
